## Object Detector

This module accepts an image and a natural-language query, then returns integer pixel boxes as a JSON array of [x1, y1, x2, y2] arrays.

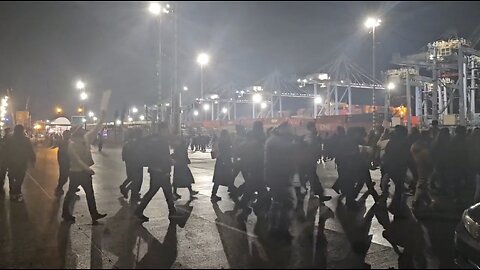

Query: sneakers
[[55, 188, 64, 196], [62, 215, 76, 223], [173, 193, 182, 201], [92, 213, 107, 222], [135, 213, 150, 223], [120, 185, 128, 199], [210, 195, 222, 203]]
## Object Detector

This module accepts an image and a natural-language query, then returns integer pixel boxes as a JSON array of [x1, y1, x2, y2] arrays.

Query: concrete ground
[[0, 145, 462, 269]]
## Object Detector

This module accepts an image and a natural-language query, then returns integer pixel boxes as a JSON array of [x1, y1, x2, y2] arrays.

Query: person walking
[[264, 122, 296, 241], [134, 123, 176, 222], [411, 130, 434, 211], [120, 128, 145, 203], [55, 130, 72, 196], [211, 129, 234, 203], [62, 112, 107, 223], [4, 125, 36, 202], [172, 136, 198, 200]]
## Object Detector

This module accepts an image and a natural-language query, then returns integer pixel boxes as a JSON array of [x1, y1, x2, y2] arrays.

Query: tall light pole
[[76, 79, 88, 129], [149, 2, 170, 125], [197, 53, 210, 100], [365, 17, 381, 128]]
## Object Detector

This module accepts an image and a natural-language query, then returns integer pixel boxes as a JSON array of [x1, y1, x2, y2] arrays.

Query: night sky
[[1, 1, 480, 120]]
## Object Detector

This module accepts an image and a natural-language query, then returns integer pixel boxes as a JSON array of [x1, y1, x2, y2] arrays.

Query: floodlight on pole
[[387, 82, 395, 91], [315, 96, 323, 104], [197, 53, 210, 67], [132, 107, 138, 114], [260, 102, 267, 109], [365, 17, 381, 29], [183, 86, 188, 91], [80, 92, 88, 101], [76, 80, 85, 90], [193, 110, 199, 116], [203, 103, 210, 111], [221, 107, 228, 114], [148, 2, 162, 15], [364, 16, 381, 127], [56, 107, 63, 114], [252, 93, 263, 103], [139, 115, 145, 121], [88, 111, 94, 118]]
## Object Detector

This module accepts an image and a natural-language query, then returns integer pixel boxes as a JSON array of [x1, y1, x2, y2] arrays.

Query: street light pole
[[365, 17, 381, 128]]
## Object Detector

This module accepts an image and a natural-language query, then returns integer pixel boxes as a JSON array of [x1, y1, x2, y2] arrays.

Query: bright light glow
[[365, 17, 381, 29], [252, 93, 262, 103], [76, 80, 85, 90], [77, 107, 83, 113], [116, 119, 122, 126], [46, 120, 50, 123], [193, 110, 199, 116], [183, 86, 188, 91], [139, 115, 145, 121], [315, 96, 323, 104], [93, 116, 98, 121], [132, 107, 138, 113], [197, 53, 210, 66], [148, 2, 161, 15], [56, 107, 63, 114], [210, 94, 219, 99], [34, 124, 41, 130], [203, 103, 210, 111], [88, 111, 94, 117], [128, 117, 133, 122], [318, 73, 330, 80], [221, 107, 228, 114], [387, 82, 396, 90], [80, 92, 88, 100], [260, 102, 267, 109], [166, 103, 170, 107], [82, 118, 87, 123]]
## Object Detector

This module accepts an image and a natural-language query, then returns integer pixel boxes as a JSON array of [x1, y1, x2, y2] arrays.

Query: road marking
[[26, 172, 54, 201]]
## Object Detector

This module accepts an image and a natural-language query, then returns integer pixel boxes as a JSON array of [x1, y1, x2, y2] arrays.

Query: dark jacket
[[383, 137, 411, 176], [57, 138, 70, 167], [122, 138, 145, 167], [144, 134, 173, 174], [6, 134, 36, 169], [265, 133, 295, 187]]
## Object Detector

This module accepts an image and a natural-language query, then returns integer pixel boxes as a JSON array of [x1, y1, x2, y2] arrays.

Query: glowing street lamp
[[193, 110, 199, 116], [76, 80, 85, 90], [260, 102, 267, 109], [80, 92, 88, 101], [221, 107, 228, 114], [183, 86, 188, 91], [203, 103, 210, 111], [128, 117, 133, 122], [387, 82, 395, 90], [148, 2, 169, 15], [197, 53, 210, 99], [364, 16, 381, 126], [115, 119, 122, 126], [132, 107, 138, 114], [139, 115, 145, 121], [314, 96, 323, 104], [88, 111, 95, 118], [56, 107, 63, 114], [93, 116, 98, 122]]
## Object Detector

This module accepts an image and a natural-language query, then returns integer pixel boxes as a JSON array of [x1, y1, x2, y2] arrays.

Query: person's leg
[[136, 173, 161, 215], [62, 172, 81, 219], [390, 172, 407, 217], [413, 166, 432, 209], [79, 173, 101, 218], [130, 167, 143, 201], [159, 174, 176, 214], [212, 183, 219, 196], [56, 164, 69, 193]]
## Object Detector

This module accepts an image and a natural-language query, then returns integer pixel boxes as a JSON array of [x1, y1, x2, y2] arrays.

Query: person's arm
[[85, 111, 106, 145]]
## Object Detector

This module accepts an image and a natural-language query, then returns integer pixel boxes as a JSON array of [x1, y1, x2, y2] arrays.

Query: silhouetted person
[[411, 130, 433, 211], [5, 125, 36, 202], [431, 128, 450, 193], [135, 122, 176, 222], [97, 130, 104, 152], [298, 121, 331, 201], [120, 128, 145, 202], [447, 125, 469, 202], [383, 125, 411, 218], [265, 122, 296, 241], [211, 129, 234, 202], [430, 120, 440, 141], [55, 130, 72, 196], [62, 112, 107, 223], [172, 136, 198, 200], [0, 127, 11, 196]]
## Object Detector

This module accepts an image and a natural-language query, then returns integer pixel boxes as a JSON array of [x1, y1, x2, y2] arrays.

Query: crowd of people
[[1, 116, 479, 242]]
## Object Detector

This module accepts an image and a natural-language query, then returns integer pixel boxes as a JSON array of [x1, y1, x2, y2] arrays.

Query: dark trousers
[[269, 184, 296, 234], [57, 164, 70, 190], [299, 162, 324, 195], [0, 162, 8, 188], [136, 171, 174, 214], [8, 165, 27, 195], [62, 171, 99, 218], [121, 164, 144, 197], [389, 171, 407, 216]]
